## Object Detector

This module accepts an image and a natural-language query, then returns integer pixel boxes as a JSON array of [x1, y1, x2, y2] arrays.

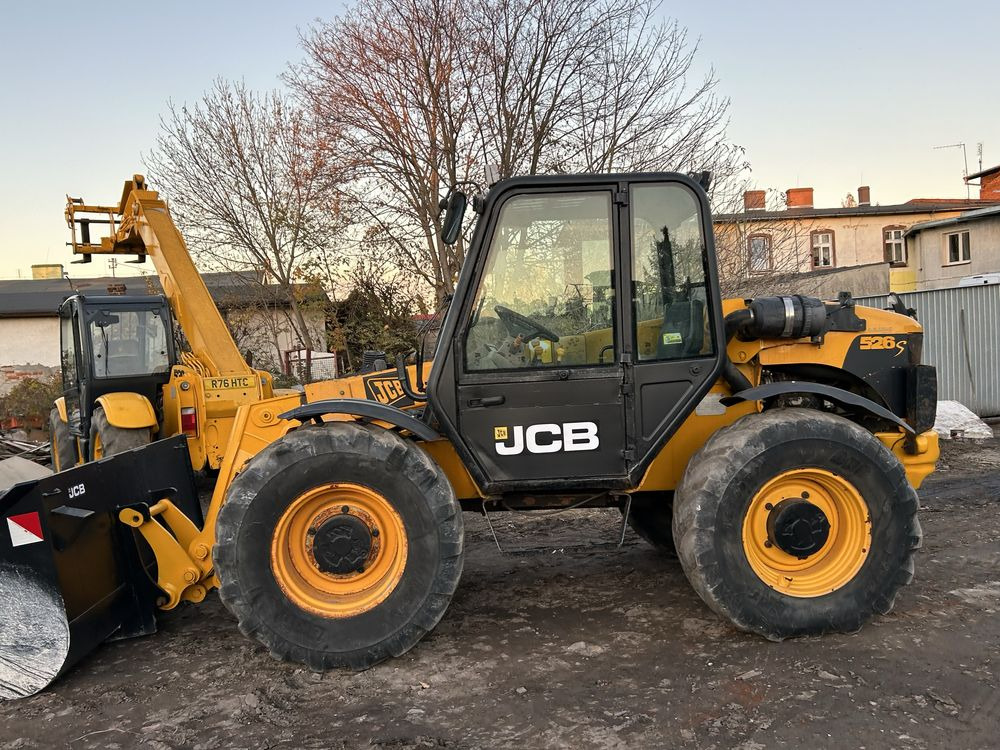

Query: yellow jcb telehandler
[[0, 172, 938, 699], [50, 176, 279, 473]]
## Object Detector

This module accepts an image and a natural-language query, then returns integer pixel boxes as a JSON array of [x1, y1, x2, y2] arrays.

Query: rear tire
[[214, 422, 464, 671], [673, 408, 921, 640], [89, 406, 152, 460], [623, 496, 676, 556], [48, 408, 77, 472]]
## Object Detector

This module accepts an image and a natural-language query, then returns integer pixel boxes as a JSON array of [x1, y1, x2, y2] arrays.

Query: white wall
[[911, 218, 1000, 290], [0, 317, 60, 367], [223, 306, 328, 374]]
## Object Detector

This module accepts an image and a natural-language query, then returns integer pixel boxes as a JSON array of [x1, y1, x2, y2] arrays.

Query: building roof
[[903, 204, 1000, 237], [715, 198, 998, 223], [0, 271, 327, 318], [966, 164, 1000, 181]]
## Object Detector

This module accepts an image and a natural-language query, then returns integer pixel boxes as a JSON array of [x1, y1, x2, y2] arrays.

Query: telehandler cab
[[0, 172, 938, 699]]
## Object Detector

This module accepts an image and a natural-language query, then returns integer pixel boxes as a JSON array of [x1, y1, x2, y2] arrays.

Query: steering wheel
[[494, 305, 560, 342]]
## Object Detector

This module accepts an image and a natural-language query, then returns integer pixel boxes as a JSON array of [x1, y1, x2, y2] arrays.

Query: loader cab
[[427, 173, 726, 494], [59, 294, 175, 443]]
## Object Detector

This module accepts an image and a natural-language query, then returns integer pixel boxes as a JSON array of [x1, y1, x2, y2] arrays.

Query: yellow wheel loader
[[0, 172, 939, 699]]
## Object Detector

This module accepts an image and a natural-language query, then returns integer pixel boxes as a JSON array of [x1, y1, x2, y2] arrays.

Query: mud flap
[[0, 436, 201, 700]]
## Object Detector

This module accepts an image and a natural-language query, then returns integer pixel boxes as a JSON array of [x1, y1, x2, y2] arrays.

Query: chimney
[[743, 190, 766, 211], [980, 171, 1000, 201], [858, 186, 871, 206], [785, 187, 814, 209], [31, 264, 64, 280]]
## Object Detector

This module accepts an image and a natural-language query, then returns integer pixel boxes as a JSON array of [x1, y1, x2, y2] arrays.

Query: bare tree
[[146, 79, 344, 356], [290, 0, 747, 304], [713, 188, 811, 297]]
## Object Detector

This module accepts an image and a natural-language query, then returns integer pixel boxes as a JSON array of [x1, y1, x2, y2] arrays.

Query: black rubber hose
[[396, 353, 428, 402], [722, 309, 753, 394]]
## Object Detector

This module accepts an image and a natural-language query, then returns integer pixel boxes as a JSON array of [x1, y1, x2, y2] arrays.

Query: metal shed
[[857, 285, 1000, 417]]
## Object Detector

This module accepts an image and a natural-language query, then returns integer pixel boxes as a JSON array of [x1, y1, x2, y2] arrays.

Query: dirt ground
[[1, 431, 998, 749]]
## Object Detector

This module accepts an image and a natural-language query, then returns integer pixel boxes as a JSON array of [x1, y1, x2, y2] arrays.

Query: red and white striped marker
[[6, 512, 43, 547]]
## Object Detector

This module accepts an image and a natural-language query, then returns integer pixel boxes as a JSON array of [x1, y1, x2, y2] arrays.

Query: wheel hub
[[766, 499, 830, 559], [271, 483, 408, 618], [311, 512, 374, 574]]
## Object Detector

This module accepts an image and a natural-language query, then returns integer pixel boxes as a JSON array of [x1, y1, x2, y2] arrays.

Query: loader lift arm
[[65, 175, 253, 378]]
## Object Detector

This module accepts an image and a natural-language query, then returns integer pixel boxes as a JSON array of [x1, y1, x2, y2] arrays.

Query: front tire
[[673, 408, 921, 640], [89, 406, 151, 460], [49, 408, 77, 471], [214, 422, 464, 671]]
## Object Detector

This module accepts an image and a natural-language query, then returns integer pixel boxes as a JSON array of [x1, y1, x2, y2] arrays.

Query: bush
[[0, 375, 63, 430]]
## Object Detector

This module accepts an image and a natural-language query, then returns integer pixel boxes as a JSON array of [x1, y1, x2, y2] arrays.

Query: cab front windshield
[[88, 307, 170, 378]]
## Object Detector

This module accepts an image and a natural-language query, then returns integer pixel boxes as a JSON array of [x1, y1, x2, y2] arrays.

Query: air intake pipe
[[722, 295, 827, 394]]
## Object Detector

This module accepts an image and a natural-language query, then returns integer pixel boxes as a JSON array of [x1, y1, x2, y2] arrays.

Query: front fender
[[54, 396, 68, 423], [279, 399, 440, 441], [96, 392, 159, 430], [720, 381, 914, 434]]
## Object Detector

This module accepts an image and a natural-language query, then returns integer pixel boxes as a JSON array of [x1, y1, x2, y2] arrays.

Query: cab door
[[620, 180, 724, 482], [453, 186, 630, 490]]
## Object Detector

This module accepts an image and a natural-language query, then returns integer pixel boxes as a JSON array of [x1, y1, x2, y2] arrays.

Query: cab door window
[[60, 311, 82, 432], [630, 184, 714, 361], [60, 313, 79, 391], [465, 192, 615, 371]]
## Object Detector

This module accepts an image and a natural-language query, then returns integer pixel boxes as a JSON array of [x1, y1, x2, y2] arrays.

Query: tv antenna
[[933, 142, 970, 198]]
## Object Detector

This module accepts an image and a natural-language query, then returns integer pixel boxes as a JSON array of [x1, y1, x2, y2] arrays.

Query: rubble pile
[[0, 435, 49, 465]]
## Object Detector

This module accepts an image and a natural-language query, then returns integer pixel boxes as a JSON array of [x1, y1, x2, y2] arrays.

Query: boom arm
[[65, 175, 252, 377]]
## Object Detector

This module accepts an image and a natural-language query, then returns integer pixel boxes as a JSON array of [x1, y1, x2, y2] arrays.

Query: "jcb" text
[[494, 422, 600, 455]]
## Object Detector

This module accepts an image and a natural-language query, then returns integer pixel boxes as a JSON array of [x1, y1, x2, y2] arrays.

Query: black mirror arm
[[396, 351, 428, 402]]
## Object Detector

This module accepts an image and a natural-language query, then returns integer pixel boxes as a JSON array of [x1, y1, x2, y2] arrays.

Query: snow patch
[[950, 581, 1000, 607], [933, 401, 994, 440]]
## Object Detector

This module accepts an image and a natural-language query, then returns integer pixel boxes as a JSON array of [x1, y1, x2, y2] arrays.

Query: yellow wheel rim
[[92, 432, 103, 460], [270, 483, 407, 618], [742, 468, 871, 598]]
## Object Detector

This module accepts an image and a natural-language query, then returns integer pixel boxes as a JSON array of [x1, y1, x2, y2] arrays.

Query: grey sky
[[1, 0, 996, 278]]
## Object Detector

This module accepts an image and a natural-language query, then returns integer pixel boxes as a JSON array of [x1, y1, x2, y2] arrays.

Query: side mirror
[[887, 292, 917, 319], [441, 191, 467, 246]]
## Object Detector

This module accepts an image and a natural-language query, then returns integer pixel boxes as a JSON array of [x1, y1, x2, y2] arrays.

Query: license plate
[[206, 376, 254, 390]]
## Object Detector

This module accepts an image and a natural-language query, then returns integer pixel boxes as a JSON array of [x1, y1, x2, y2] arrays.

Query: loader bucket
[[0, 435, 201, 700]]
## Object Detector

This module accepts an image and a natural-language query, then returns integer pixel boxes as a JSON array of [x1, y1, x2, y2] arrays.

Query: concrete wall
[[0, 306, 328, 379], [907, 216, 1000, 290], [727, 262, 890, 300], [0, 318, 60, 368]]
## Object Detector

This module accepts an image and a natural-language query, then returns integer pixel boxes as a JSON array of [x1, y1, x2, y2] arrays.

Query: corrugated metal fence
[[856, 285, 1000, 417]]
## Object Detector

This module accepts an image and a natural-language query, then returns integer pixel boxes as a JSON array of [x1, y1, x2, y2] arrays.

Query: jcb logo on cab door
[[493, 422, 600, 455], [859, 335, 906, 357]]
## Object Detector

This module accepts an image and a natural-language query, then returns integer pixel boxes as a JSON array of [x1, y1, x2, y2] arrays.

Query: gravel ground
[[0, 431, 997, 749]]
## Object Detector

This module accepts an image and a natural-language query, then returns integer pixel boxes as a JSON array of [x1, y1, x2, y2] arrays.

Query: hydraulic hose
[[722, 308, 754, 394]]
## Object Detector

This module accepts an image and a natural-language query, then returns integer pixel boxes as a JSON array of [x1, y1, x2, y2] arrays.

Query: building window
[[883, 226, 906, 266], [811, 230, 835, 268], [945, 231, 971, 265], [747, 234, 772, 273]]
